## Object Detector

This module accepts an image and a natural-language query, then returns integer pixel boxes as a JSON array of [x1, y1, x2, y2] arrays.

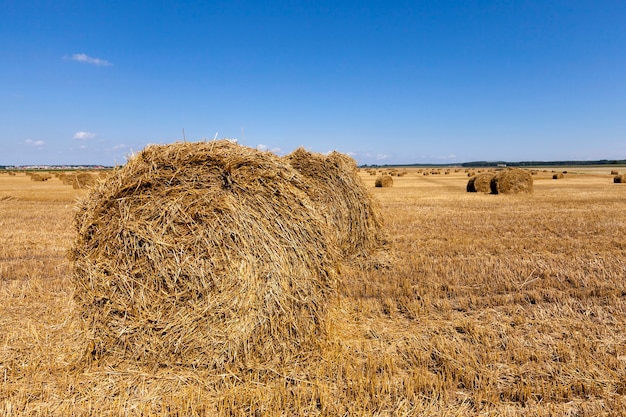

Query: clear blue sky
[[2, 0, 625, 166]]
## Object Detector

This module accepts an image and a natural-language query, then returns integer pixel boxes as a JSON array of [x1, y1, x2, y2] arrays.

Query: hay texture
[[59, 172, 97, 189], [70, 140, 337, 369], [466, 172, 495, 193], [285, 148, 387, 261], [375, 175, 393, 188], [490, 168, 533, 195], [30, 173, 51, 182]]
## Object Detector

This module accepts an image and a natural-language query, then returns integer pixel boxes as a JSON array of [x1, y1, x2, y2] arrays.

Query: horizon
[[2, 1, 625, 166]]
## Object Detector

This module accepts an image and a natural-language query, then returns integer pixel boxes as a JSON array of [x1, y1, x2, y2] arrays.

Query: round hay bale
[[72, 172, 97, 189], [70, 140, 337, 369], [611, 170, 619, 176], [375, 175, 393, 187], [466, 172, 495, 193], [553, 173, 564, 179], [285, 148, 387, 261], [30, 173, 51, 182], [490, 168, 533, 194], [614, 174, 626, 183]]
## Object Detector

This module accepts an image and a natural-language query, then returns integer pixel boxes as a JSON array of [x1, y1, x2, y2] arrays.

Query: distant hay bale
[[490, 168, 533, 194], [70, 140, 337, 369], [375, 175, 393, 187], [466, 172, 495, 193], [59, 172, 97, 189], [553, 173, 564, 179], [614, 174, 626, 183], [611, 170, 619, 175], [30, 173, 52, 182], [72, 172, 97, 189], [285, 148, 388, 261]]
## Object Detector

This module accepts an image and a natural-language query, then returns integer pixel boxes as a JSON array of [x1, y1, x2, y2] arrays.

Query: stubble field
[[0, 167, 625, 416]]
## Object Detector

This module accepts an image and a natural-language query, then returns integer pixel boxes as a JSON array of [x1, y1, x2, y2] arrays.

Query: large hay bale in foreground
[[466, 172, 495, 193], [70, 141, 337, 369], [285, 148, 387, 261], [375, 175, 393, 188], [490, 168, 533, 194]]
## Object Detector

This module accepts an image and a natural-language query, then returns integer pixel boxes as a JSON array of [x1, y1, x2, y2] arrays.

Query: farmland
[[1, 167, 625, 416]]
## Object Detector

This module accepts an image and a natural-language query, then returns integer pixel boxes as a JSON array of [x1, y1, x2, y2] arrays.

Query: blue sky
[[1, 0, 625, 166]]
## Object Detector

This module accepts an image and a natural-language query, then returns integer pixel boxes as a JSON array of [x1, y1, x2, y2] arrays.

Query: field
[[1, 167, 625, 416]]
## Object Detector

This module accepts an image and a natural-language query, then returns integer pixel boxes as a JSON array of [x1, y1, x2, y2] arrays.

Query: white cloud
[[74, 131, 96, 140], [346, 151, 357, 157], [113, 144, 128, 150], [25, 139, 45, 147], [70, 53, 112, 66], [257, 144, 283, 154], [376, 154, 390, 160]]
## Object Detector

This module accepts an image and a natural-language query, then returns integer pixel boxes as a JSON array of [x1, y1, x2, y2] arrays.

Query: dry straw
[[285, 148, 388, 262], [30, 173, 52, 182], [375, 175, 393, 187], [490, 168, 533, 194], [466, 172, 495, 193], [70, 140, 338, 370], [58, 172, 97, 189]]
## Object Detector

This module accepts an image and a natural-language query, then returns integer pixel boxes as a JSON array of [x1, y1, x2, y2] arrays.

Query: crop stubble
[[0, 167, 625, 415]]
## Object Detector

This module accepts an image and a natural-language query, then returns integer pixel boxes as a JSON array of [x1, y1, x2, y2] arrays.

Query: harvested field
[[1, 163, 626, 415]]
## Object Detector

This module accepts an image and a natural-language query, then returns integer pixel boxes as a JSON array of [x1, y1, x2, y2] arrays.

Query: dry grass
[[1, 165, 626, 415]]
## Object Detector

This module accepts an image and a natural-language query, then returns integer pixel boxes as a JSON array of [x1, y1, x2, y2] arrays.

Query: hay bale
[[553, 173, 564, 179], [611, 170, 619, 175], [375, 175, 393, 187], [70, 140, 337, 369], [72, 172, 97, 189], [285, 148, 387, 261], [614, 174, 626, 183], [467, 172, 495, 193], [490, 168, 533, 194], [58, 172, 96, 188], [30, 173, 51, 182]]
